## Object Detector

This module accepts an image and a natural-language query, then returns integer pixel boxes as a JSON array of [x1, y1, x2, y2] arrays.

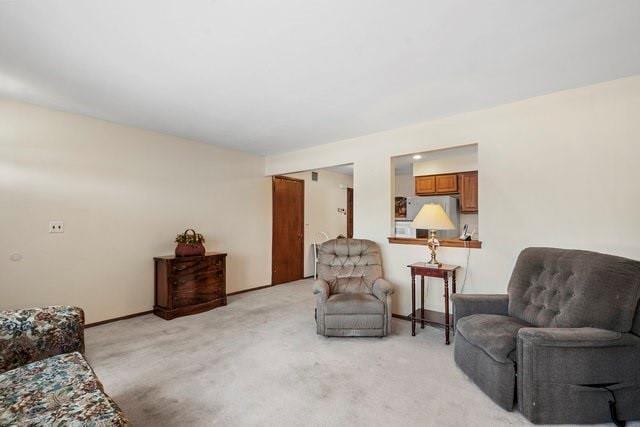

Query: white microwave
[[394, 220, 416, 238]]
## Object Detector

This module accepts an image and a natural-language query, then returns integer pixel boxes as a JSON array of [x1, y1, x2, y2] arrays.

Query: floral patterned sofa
[[0, 306, 128, 425]]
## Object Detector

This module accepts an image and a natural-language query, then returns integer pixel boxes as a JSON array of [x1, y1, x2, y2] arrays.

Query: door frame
[[346, 187, 353, 238], [271, 175, 305, 285]]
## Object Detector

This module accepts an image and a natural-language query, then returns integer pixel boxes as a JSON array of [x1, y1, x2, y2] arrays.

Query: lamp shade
[[411, 203, 455, 230]]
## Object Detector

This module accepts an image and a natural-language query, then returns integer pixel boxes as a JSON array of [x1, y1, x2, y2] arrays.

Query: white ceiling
[[1, 1, 639, 155]]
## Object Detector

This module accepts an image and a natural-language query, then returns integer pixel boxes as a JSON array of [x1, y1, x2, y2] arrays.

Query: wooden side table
[[407, 262, 460, 344]]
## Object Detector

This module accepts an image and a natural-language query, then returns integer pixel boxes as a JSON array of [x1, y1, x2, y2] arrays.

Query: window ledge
[[388, 236, 482, 249]]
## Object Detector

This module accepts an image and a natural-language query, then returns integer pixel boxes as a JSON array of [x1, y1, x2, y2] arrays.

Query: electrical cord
[[460, 242, 471, 293], [459, 228, 477, 293]]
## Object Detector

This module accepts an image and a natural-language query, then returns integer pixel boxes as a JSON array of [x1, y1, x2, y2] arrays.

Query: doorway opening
[[271, 163, 354, 282]]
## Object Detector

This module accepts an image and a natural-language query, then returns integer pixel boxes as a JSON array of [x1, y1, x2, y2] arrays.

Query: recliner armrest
[[312, 279, 330, 303], [451, 294, 508, 329], [517, 327, 629, 348], [516, 327, 640, 422], [372, 278, 394, 301]]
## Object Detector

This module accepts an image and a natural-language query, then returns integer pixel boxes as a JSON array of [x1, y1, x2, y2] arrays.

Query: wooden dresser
[[153, 252, 227, 320]]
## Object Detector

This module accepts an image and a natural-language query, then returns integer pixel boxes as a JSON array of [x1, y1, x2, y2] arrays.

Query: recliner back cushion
[[508, 247, 640, 332], [317, 239, 383, 294]]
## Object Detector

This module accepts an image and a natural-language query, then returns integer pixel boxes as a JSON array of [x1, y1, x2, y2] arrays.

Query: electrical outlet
[[49, 221, 64, 233]]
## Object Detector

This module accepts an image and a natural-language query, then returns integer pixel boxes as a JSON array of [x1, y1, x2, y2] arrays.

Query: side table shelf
[[407, 262, 460, 344]]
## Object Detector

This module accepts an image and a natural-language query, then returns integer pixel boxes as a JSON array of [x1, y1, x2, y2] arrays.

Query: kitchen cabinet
[[459, 171, 478, 213], [415, 173, 458, 195], [414, 175, 436, 194], [435, 174, 458, 193], [414, 171, 479, 213]]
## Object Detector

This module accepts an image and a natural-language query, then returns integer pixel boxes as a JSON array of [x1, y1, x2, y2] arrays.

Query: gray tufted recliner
[[313, 239, 394, 337], [452, 247, 640, 424]]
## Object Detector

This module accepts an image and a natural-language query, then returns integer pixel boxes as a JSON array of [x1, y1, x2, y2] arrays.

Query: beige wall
[[3, 75, 639, 323], [266, 75, 640, 316], [0, 100, 272, 323], [286, 169, 353, 277], [394, 172, 414, 197]]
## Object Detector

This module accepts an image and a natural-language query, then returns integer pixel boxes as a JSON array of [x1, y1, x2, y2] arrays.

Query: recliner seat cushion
[[457, 314, 531, 363], [455, 332, 516, 411], [325, 293, 384, 315]]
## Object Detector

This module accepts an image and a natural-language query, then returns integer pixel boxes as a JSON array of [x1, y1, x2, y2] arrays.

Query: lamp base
[[426, 230, 441, 267]]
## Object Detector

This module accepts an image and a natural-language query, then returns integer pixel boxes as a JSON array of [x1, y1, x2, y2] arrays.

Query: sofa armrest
[[0, 306, 85, 373], [372, 278, 394, 301], [312, 279, 330, 303], [451, 294, 508, 329]]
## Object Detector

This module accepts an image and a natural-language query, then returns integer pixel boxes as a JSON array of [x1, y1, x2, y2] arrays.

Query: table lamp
[[411, 203, 455, 266]]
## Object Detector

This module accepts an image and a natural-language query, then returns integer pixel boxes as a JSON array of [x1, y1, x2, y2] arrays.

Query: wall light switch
[[49, 221, 64, 233]]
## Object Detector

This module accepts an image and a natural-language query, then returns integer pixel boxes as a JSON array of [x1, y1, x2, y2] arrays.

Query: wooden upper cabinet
[[415, 173, 458, 195], [459, 171, 478, 213], [435, 174, 458, 193], [415, 175, 436, 195], [414, 171, 479, 213]]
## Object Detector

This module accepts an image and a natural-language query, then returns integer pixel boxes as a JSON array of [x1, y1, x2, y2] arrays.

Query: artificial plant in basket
[[175, 229, 206, 257]]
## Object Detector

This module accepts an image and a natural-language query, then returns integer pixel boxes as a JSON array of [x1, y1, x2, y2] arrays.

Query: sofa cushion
[[325, 293, 384, 315], [0, 352, 128, 426], [508, 247, 640, 332], [457, 314, 531, 363], [0, 306, 84, 373]]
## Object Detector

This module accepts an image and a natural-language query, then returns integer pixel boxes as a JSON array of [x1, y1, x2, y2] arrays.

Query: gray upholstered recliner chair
[[313, 238, 394, 337], [452, 247, 640, 424]]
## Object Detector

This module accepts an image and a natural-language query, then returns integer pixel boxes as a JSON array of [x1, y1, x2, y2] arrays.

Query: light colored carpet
[[85, 279, 623, 426]]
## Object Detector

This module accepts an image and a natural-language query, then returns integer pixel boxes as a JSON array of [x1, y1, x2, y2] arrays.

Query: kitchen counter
[[388, 236, 482, 249]]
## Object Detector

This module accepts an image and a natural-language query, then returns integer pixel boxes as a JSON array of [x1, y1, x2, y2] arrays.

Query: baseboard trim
[[229, 277, 313, 296], [227, 284, 273, 296], [85, 278, 331, 327], [85, 310, 153, 328]]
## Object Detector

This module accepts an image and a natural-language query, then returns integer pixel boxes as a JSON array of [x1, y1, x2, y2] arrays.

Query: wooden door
[[346, 187, 353, 238], [415, 176, 436, 195], [459, 171, 479, 213], [272, 176, 305, 284]]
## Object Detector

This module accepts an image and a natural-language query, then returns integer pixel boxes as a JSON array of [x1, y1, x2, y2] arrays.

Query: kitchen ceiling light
[[412, 154, 422, 160]]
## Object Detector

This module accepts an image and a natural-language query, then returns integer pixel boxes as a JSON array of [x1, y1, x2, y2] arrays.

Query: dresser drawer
[[204, 255, 225, 269], [173, 278, 225, 308], [154, 252, 227, 319], [171, 257, 223, 276], [172, 269, 224, 289]]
